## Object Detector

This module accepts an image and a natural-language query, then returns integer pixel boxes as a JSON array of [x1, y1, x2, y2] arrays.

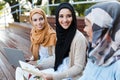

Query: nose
[[63, 17, 67, 22], [37, 20, 41, 24], [83, 27, 87, 32]]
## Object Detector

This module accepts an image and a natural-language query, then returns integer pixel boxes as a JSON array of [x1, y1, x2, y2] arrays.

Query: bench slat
[[0, 24, 31, 80]]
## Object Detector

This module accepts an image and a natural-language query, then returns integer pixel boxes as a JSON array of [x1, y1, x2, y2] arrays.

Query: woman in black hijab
[[38, 2, 88, 80], [78, 1, 120, 80]]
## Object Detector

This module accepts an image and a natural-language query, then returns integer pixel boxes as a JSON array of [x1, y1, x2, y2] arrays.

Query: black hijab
[[54, 2, 77, 71]]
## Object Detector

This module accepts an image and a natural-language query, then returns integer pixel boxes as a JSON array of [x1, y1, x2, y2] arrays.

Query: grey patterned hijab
[[85, 1, 120, 66]]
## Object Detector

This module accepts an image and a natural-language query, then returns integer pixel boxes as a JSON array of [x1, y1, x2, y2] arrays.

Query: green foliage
[[74, 3, 95, 16], [54, 0, 69, 3], [60, 0, 69, 2], [50, 0, 70, 15], [35, 0, 42, 5], [71, 0, 95, 16], [49, 0, 70, 15], [40, 5, 48, 14], [32, 0, 96, 16], [74, 0, 85, 1], [49, 0, 95, 16], [49, 6, 57, 15], [0, 1, 6, 10]]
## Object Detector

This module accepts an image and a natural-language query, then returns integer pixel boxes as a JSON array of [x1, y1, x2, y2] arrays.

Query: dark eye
[[39, 17, 44, 21], [67, 14, 72, 18], [59, 15, 63, 18], [33, 19, 37, 21]]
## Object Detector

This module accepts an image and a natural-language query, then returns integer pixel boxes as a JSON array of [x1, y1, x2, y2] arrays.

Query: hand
[[41, 73, 53, 80], [27, 60, 37, 65], [25, 56, 34, 62], [35, 64, 43, 70], [24, 54, 33, 61]]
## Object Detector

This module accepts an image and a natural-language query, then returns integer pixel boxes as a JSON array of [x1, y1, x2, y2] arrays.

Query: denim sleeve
[[115, 61, 120, 80]]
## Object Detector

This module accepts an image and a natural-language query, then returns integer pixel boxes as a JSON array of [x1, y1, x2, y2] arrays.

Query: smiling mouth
[[38, 26, 43, 28]]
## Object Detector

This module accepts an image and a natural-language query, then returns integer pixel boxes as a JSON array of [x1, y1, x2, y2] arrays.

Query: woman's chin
[[37, 27, 43, 30]]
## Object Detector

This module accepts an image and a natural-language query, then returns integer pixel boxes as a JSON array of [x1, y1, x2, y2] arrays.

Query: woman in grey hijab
[[78, 1, 120, 80]]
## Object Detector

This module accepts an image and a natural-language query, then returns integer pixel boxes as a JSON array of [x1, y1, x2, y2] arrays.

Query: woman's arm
[[36, 46, 55, 69], [37, 55, 55, 69]]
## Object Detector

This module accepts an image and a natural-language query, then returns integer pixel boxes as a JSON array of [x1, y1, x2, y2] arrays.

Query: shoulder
[[73, 30, 88, 44], [113, 50, 120, 70], [74, 30, 87, 40], [75, 30, 84, 37], [112, 60, 120, 78], [114, 60, 120, 69]]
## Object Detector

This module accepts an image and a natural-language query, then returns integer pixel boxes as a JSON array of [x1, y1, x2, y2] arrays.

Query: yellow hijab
[[29, 8, 56, 60]]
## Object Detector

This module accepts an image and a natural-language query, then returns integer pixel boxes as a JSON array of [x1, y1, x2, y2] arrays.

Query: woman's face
[[31, 13, 45, 30], [58, 8, 72, 29], [84, 18, 93, 42]]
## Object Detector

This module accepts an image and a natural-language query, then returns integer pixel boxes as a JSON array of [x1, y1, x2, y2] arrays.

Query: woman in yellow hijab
[[29, 8, 56, 61], [15, 8, 56, 80]]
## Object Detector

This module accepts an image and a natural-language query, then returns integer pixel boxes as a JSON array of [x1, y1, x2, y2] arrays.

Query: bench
[[0, 23, 32, 80]]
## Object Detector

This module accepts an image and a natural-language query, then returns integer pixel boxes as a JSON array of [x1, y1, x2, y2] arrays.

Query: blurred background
[[0, 0, 119, 27]]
